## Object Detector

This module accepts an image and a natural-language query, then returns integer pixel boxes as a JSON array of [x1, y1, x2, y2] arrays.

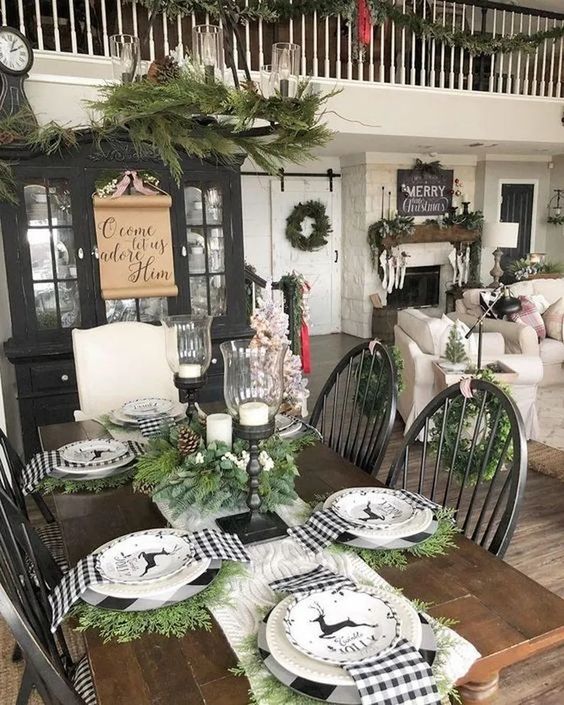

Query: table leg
[[459, 673, 500, 703]]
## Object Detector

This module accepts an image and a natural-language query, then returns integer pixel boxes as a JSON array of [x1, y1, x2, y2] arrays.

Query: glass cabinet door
[[184, 181, 227, 317], [23, 179, 81, 331]]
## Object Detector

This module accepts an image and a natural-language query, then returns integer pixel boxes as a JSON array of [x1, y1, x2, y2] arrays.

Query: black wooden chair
[[0, 489, 96, 705], [386, 379, 527, 557], [0, 427, 56, 523], [310, 342, 397, 477]]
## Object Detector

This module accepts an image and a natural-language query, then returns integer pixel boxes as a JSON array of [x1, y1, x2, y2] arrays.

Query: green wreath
[[285, 200, 331, 251]]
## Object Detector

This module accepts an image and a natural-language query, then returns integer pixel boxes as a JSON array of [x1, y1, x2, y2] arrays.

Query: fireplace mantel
[[382, 224, 480, 250]]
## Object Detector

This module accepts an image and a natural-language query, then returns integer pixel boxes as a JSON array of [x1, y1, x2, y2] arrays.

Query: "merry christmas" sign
[[396, 168, 453, 217]]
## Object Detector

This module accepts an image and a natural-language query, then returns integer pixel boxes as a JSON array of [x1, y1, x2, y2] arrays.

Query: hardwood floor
[[307, 333, 564, 704]]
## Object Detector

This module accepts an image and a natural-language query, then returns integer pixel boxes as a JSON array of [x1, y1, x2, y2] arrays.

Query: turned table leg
[[458, 673, 500, 704]]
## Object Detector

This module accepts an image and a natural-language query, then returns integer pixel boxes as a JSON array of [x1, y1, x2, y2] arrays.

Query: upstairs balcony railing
[[5, 0, 564, 98]]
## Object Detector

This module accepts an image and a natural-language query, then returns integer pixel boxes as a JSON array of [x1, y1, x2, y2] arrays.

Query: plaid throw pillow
[[508, 296, 546, 340]]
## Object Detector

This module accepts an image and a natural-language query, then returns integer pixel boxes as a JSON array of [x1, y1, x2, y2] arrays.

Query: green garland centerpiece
[[285, 200, 332, 252], [134, 423, 316, 518], [38, 470, 135, 495], [507, 257, 564, 281], [367, 213, 415, 266]]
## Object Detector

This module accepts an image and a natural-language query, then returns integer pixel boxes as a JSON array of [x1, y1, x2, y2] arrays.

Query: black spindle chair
[[0, 489, 95, 705], [0, 427, 56, 523], [386, 379, 527, 557], [310, 342, 397, 477]]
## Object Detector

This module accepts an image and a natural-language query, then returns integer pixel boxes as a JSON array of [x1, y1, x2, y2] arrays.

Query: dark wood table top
[[40, 421, 564, 705]]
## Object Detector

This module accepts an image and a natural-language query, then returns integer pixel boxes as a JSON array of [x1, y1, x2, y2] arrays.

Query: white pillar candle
[[239, 401, 269, 426], [206, 413, 232, 449], [462, 193, 469, 203], [177, 363, 201, 379]]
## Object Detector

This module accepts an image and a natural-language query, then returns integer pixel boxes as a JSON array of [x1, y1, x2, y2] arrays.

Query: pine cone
[[177, 426, 201, 457], [0, 131, 16, 145], [147, 56, 180, 84]]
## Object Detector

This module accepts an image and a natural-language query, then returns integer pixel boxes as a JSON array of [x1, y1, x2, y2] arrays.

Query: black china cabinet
[[0, 136, 252, 458]]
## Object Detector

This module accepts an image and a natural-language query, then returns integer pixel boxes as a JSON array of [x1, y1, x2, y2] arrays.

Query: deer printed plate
[[331, 488, 416, 531], [59, 439, 129, 466], [121, 398, 174, 418], [97, 529, 194, 585], [283, 587, 402, 666]]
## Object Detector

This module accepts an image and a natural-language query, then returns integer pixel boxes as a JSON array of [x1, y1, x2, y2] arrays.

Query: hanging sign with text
[[92, 192, 178, 300], [396, 168, 453, 217]]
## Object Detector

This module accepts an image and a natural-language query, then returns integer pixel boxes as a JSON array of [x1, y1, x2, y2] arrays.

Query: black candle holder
[[173, 373, 207, 423], [216, 419, 289, 544], [462, 201, 470, 215], [448, 205, 458, 217]]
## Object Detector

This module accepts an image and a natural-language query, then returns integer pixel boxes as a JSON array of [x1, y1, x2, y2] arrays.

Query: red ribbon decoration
[[300, 281, 311, 374], [357, 0, 372, 46], [110, 170, 160, 199]]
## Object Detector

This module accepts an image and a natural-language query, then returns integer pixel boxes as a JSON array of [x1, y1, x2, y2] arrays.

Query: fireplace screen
[[387, 265, 440, 309]]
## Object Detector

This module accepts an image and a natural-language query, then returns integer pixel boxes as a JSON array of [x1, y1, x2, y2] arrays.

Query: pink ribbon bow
[[459, 377, 474, 399], [368, 338, 381, 355], [110, 170, 159, 199]]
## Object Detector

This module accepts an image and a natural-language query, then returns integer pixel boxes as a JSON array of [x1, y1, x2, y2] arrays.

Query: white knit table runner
[[162, 499, 480, 703]]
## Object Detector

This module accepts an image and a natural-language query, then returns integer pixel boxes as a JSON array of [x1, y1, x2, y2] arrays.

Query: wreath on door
[[285, 200, 331, 251]]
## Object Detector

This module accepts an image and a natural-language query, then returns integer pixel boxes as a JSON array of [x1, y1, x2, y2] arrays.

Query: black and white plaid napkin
[[48, 528, 250, 631], [270, 565, 355, 597], [288, 490, 442, 554], [22, 441, 145, 495], [269, 567, 440, 705], [136, 415, 176, 439], [345, 638, 441, 705]]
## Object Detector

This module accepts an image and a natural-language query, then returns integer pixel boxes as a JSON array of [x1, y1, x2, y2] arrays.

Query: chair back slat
[[310, 342, 397, 477], [386, 379, 527, 557]]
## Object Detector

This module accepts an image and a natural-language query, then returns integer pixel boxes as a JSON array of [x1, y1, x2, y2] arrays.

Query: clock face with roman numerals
[[0, 27, 33, 75]]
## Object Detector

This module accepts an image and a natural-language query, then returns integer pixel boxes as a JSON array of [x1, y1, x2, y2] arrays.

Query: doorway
[[499, 182, 535, 275]]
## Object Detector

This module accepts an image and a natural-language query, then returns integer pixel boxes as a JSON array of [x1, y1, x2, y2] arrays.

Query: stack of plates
[[108, 397, 185, 427], [275, 414, 307, 439], [323, 488, 438, 550], [259, 585, 438, 704], [83, 528, 221, 611], [53, 439, 136, 480]]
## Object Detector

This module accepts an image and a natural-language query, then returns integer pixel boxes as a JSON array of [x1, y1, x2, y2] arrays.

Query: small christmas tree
[[444, 325, 469, 367]]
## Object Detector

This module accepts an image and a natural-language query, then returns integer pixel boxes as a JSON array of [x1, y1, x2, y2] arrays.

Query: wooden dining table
[[40, 419, 564, 705]]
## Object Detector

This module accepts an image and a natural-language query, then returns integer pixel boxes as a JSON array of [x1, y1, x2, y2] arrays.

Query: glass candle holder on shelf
[[216, 339, 288, 544], [259, 64, 273, 97], [162, 315, 212, 419], [192, 25, 224, 82], [109, 34, 140, 83], [220, 339, 286, 431], [271, 43, 299, 98]]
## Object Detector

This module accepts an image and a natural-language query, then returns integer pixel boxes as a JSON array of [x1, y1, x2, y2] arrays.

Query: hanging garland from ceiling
[[285, 200, 332, 251], [174, 0, 564, 55]]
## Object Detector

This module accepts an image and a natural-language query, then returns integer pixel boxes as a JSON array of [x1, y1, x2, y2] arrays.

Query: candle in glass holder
[[239, 401, 269, 426], [177, 363, 202, 379], [206, 413, 232, 448]]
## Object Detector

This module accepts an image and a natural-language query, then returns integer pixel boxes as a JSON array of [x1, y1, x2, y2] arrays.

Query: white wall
[[474, 156, 553, 281], [548, 156, 564, 261]]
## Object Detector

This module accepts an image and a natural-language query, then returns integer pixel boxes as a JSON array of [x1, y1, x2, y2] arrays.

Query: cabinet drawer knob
[[211, 358, 217, 365], [61, 374, 69, 382], [181, 245, 187, 257], [77, 247, 84, 260]]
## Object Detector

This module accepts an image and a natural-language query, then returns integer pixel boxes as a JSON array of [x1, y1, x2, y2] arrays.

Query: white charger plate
[[267, 587, 422, 686], [51, 454, 135, 481], [55, 451, 134, 475], [110, 403, 186, 427], [121, 398, 174, 418], [60, 439, 129, 466], [284, 587, 401, 666], [323, 489, 433, 541], [331, 488, 416, 531], [97, 529, 194, 584]]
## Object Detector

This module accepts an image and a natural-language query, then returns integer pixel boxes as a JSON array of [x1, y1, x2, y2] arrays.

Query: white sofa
[[394, 308, 542, 440], [455, 278, 564, 386]]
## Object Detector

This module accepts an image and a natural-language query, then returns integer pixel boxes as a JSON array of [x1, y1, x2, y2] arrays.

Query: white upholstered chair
[[72, 322, 178, 419]]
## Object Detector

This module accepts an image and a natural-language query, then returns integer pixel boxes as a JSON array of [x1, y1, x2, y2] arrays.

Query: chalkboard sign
[[397, 168, 453, 217]]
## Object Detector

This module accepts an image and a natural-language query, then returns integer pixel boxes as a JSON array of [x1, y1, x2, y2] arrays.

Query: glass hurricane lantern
[[162, 315, 212, 422], [216, 339, 288, 544]]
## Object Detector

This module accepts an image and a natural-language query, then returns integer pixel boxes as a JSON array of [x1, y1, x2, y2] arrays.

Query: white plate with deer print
[[283, 587, 402, 666], [324, 489, 434, 541], [121, 398, 174, 418], [97, 529, 194, 585], [60, 439, 129, 466]]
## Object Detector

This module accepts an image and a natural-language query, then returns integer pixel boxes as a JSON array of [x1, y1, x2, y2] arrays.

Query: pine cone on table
[[177, 426, 201, 458], [147, 56, 181, 84]]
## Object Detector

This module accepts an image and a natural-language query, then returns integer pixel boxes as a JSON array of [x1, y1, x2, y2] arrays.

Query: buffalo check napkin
[[21, 441, 145, 495], [269, 567, 440, 705], [288, 490, 442, 554], [48, 529, 250, 631], [136, 415, 176, 439]]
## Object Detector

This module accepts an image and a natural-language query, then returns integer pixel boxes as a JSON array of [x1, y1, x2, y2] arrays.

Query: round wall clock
[[0, 27, 35, 119]]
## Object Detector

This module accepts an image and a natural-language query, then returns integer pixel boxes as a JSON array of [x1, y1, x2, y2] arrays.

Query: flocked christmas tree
[[444, 325, 469, 367]]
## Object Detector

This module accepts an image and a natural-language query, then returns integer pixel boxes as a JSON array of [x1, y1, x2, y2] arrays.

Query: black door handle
[[334, 250, 339, 263]]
